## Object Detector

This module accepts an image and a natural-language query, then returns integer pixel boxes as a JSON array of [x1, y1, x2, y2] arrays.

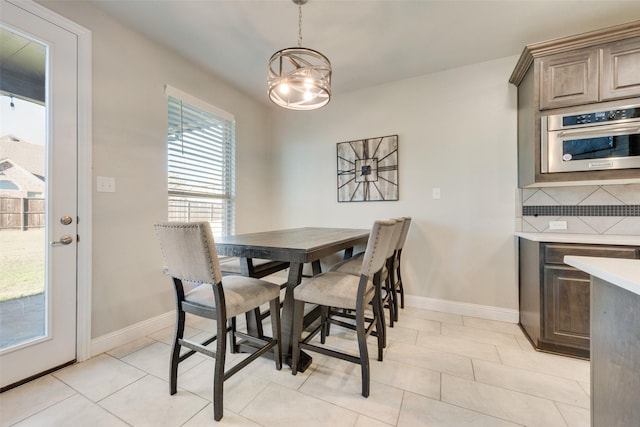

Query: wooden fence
[[0, 197, 45, 230]]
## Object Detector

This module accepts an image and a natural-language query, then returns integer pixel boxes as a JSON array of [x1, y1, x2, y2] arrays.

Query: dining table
[[215, 227, 370, 372]]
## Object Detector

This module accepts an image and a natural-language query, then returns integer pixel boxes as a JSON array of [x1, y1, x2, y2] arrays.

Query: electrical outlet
[[549, 220, 567, 230]]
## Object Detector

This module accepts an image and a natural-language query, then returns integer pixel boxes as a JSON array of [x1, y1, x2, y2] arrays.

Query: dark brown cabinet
[[542, 266, 591, 354], [539, 48, 599, 110], [601, 37, 640, 101], [539, 37, 640, 110], [510, 22, 640, 186], [519, 239, 640, 359]]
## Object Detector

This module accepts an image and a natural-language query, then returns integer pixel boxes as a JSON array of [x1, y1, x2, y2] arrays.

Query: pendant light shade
[[267, 0, 331, 110]]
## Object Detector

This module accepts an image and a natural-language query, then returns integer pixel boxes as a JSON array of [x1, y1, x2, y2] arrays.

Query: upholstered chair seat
[[184, 275, 280, 319], [294, 271, 375, 310]]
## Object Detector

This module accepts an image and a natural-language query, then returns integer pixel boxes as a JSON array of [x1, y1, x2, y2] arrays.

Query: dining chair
[[327, 218, 406, 335], [154, 222, 282, 421], [290, 219, 397, 397], [391, 217, 411, 321]]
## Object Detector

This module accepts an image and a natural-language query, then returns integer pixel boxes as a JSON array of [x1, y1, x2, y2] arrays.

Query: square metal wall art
[[337, 134, 398, 202]]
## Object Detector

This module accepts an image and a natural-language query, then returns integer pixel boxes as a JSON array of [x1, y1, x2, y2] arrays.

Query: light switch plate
[[432, 187, 441, 199], [97, 176, 116, 193]]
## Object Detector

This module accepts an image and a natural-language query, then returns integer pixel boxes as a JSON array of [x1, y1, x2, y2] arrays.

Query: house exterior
[[0, 158, 44, 199]]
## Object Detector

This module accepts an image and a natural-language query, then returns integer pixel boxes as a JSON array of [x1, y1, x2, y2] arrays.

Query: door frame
[[7, 0, 93, 362]]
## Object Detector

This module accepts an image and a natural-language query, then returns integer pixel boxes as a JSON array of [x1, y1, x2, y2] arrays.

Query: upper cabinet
[[540, 38, 640, 110], [601, 37, 640, 101], [510, 21, 640, 187], [539, 48, 599, 110]]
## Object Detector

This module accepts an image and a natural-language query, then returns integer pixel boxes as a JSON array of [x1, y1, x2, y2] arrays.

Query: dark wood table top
[[215, 227, 370, 264]]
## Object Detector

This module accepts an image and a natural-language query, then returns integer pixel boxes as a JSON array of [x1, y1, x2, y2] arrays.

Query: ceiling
[[0, 28, 45, 103], [84, 0, 640, 107], [6, 1, 640, 107]]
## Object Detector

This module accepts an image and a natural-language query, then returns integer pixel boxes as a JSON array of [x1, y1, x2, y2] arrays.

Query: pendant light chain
[[298, 3, 303, 47]]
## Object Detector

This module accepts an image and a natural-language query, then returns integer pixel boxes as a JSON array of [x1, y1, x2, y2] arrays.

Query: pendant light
[[267, 0, 331, 110]]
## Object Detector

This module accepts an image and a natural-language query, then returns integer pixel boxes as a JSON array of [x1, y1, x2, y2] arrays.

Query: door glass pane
[[0, 28, 47, 350]]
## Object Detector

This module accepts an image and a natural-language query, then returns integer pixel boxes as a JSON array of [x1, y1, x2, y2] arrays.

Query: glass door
[[0, 0, 78, 390]]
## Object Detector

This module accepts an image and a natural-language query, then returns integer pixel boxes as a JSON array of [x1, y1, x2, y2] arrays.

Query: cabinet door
[[601, 36, 640, 101], [539, 48, 599, 110], [542, 266, 590, 352]]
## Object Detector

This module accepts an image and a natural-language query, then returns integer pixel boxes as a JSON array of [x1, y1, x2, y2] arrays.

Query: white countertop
[[564, 256, 640, 296], [516, 232, 640, 246]]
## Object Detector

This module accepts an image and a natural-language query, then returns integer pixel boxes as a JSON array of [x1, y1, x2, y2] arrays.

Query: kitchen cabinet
[[518, 239, 640, 359], [539, 37, 640, 110], [539, 48, 599, 110], [510, 21, 640, 186], [601, 37, 640, 101]]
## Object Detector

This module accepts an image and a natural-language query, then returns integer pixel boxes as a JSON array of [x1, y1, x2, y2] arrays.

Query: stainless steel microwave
[[541, 103, 640, 173]]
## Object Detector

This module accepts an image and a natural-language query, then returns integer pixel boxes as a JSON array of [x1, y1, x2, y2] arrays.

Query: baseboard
[[405, 294, 519, 324], [90, 311, 175, 357], [89, 296, 518, 357]]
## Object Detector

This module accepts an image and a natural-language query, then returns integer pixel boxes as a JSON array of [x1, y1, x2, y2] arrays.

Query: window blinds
[[167, 93, 235, 237]]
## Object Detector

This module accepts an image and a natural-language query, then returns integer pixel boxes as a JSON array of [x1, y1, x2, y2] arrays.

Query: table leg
[[311, 260, 322, 275], [344, 246, 354, 259], [280, 262, 312, 372], [238, 257, 264, 339]]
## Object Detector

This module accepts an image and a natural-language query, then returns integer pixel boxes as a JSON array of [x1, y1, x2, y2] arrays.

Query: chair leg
[[374, 289, 385, 361], [356, 305, 370, 397], [291, 300, 305, 376], [397, 253, 405, 312], [213, 313, 227, 421], [228, 317, 238, 353], [269, 298, 282, 370], [387, 261, 398, 322], [375, 279, 387, 350], [386, 276, 395, 329], [170, 309, 185, 395], [320, 306, 329, 344]]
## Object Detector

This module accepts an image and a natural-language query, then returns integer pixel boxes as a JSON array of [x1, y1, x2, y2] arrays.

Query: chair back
[[395, 217, 412, 251], [154, 222, 223, 284], [387, 218, 405, 259], [360, 219, 397, 280]]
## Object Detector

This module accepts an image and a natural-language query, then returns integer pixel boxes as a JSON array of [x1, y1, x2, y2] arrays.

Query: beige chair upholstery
[[154, 222, 282, 422], [290, 219, 397, 397]]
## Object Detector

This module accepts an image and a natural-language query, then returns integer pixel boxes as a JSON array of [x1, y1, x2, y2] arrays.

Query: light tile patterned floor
[[0, 306, 590, 426]]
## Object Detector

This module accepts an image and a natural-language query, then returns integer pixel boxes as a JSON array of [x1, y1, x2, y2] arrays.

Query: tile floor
[[0, 305, 590, 426]]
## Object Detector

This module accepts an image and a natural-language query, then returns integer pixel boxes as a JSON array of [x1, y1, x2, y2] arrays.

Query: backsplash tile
[[523, 205, 640, 216], [518, 183, 640, 236]]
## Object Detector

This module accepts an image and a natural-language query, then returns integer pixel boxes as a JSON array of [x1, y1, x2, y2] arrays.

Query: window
[[166, 86, 235, 237]]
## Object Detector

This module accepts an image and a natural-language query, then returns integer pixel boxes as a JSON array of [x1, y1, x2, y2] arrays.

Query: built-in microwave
[[541, 103, 640, 173]]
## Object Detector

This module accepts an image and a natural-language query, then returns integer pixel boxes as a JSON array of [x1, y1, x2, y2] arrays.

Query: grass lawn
[[0, 229, 45, 302]]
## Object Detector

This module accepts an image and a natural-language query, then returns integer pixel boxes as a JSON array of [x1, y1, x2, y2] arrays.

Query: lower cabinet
[[542, 266, 591, 356], [519, 239, 639, 359]]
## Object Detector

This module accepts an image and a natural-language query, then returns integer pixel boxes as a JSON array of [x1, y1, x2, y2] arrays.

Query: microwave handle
[[557, 126, 640, 138]]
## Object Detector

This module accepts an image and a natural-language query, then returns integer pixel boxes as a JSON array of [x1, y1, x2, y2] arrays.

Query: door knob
[[51, 235, 73, 246]]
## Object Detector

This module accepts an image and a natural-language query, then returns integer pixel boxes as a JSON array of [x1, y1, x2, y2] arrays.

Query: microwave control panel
[[562, 106, 640, 127]]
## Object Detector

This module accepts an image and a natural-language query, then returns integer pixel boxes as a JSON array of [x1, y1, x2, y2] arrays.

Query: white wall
[[38, 1, 275, 338], [269, 56, 521, 317], [38, 0, 522, 340]]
